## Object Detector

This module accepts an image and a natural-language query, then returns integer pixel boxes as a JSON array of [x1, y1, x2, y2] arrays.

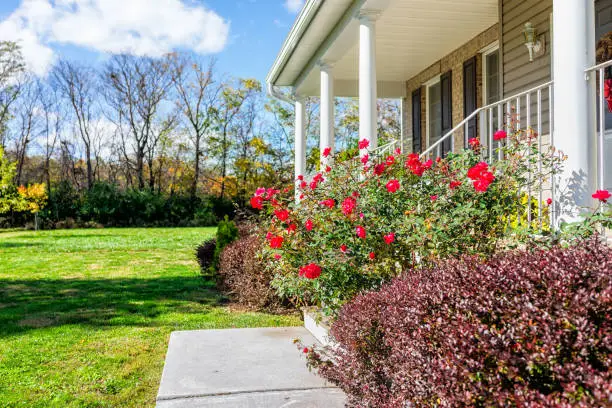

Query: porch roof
[[267, 0, 498, 98]]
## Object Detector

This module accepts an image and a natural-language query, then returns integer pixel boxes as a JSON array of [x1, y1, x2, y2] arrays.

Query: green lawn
[[0, 228, 301, 407]]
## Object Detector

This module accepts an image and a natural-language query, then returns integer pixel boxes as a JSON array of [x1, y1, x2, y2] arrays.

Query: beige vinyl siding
[[502, 0, 552, 96], [501, 0, 552, 135]]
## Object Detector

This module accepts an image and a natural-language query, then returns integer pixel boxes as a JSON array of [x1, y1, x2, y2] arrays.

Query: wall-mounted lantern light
[[523, 22, 545, 62]]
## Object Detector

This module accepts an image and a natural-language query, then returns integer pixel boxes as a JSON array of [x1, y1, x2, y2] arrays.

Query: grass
[[0, 228, 301, 407]]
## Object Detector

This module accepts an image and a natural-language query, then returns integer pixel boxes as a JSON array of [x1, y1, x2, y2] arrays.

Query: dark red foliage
[[314, 240, 612, 407]]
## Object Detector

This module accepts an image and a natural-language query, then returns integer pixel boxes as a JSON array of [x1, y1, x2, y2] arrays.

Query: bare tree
[[51, 59, 99, 189], [12, 76, 40, 185], [0, 41, 26, 148], [103, 54, 173, 190], [37, 79, 63, 193], [170, 55, 219, 197]]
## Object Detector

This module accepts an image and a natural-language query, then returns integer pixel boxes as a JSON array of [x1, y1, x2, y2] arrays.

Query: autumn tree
[[170, 54, 220, 197]]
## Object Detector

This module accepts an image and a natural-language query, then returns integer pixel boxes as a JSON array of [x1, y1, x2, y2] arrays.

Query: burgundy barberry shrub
[[218, 234, 285, 310], [310, 240, 612, 407]]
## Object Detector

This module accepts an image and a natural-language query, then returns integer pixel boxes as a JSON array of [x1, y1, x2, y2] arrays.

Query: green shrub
[[208, 216, 239, 275], [254, 129, 565, 315]]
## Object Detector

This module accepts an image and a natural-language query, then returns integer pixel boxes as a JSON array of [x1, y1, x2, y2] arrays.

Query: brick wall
[[402, 24, 499, 153]]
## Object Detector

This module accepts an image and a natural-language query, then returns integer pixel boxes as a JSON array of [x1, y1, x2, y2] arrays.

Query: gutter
[[267, 82, 295, 104], [266, 0, 324, 100]]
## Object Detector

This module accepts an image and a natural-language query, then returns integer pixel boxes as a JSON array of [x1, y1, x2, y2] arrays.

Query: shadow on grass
[[0, 276, 225, 337], [0, 242, 42, 249]]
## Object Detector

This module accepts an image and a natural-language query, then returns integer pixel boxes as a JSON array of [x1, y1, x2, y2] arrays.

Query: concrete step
[[156, 327, 345, 408]]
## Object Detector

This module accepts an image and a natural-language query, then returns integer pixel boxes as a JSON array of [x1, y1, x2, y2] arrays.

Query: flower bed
[[253, 130, 563, 314]]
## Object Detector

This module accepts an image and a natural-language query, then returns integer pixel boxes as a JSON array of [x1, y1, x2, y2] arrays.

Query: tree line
[[0, 41, 400, 228]]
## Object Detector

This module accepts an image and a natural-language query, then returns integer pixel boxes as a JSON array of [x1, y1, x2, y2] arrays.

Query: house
[[267, 0, 610, 223]]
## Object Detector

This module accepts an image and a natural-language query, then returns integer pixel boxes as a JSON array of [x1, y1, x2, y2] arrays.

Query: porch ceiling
[[270, 0, 498, 98]]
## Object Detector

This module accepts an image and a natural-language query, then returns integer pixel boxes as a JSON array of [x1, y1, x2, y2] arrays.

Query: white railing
[[370, 139, 399, 161], [585, 59, 612, 193], [420, 81, 556, 231]]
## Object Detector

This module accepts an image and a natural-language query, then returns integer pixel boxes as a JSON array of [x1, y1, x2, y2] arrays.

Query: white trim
[[424, 75, 441, 150], [479, 40, 499, 55], [481, 43, 500, 106]]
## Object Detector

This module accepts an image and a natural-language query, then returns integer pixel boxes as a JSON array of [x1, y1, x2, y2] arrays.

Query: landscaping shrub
[[305, 239, 612, 407], [195, 238, 216, 275], [217, 234, 283, 310], [254, 129, 564, 314], [208, 216, 239, 275]]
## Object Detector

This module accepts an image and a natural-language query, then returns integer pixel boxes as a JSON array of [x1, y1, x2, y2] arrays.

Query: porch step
[[156, 327, 345, 408]]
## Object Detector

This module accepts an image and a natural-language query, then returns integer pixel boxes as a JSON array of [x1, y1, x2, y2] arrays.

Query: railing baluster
[[599, 68, 605, 192], [516, 97, 521, 131], [548, 84, 555, 229], [488, 108, 493, 162], [526, 93, 532, 227], [537, 89, 543, 231]]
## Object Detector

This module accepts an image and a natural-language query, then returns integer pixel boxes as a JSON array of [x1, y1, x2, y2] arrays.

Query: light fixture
[[523, 22, 544, 62]]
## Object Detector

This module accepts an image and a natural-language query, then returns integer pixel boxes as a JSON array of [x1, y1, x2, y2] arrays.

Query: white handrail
[[420, 81, 554, 158], [585, 61, 610, 192]]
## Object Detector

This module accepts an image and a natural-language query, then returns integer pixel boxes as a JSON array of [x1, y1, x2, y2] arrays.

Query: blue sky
[[0, 0, 300, 84]]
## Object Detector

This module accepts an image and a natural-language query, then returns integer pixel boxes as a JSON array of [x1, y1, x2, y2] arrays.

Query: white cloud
[[284, 0, 304, 14], [0, 0, 230, 76]]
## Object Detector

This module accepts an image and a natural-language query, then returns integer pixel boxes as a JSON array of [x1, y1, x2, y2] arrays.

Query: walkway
[[156, 327, 346, 407]]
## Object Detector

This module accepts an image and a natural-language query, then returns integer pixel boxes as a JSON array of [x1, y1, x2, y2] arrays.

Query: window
[[427, 79, 442, 148], [482, 43, 501, 139]]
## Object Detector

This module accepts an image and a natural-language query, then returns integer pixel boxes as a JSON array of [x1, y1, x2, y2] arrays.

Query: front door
[[596, 0, 612, 189]]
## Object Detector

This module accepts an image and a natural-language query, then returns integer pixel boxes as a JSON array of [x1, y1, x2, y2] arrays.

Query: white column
[[319, 62, 334, 166], [294, 97, 306, 202], [358, 10, 379, 158], [552, 0, 594, 220]]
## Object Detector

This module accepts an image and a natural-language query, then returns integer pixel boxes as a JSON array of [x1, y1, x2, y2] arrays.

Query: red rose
[[312, 173, 324, 183], [493, 130, 507, 141], [467, 162, 489, 180], [430, 195, 438, 201], [322, 147, 332, 157], [255, 187, 266, 196], [325, 165, 332, 172], [250, 195, 264, 210], [423, 159, 433, 169], [356, 225, 366, 239], [342, 197, 356, 216], [368, 252, 375, 259], [386, 179, 400, 193], [303, 347, 309, 353], [546, 198, 553, 206], [592, 189, 611, 202], [274, 254, 281, 260], [297, 175, 304, 181], [299, 193, 304, 200], [473, 179, 490, 193], [386, 155, 395, 166], [310, 180, 318, 190], [449, 180, 462, 189], [286, 223, 297, 233], [265, 188, 280, 200], [358, 139, 370, 150], [274, 209, 289, 221], [305, 219, 313, 231], [299, 263, 322, 279], [383, 232, 395, 245], [360, 154, 369, 165], [300, 181, 307, 189], [373, 163, 386, 176], [340, 244, 347, 253], [468, 138, 480, 148], [321, 198, 335, 209], [269, 235, 284, 249]]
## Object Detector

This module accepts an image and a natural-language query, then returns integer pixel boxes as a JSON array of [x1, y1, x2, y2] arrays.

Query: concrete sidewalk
[[156, 327, 346, 408]]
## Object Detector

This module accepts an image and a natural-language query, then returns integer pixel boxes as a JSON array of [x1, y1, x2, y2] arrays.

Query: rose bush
[[253, 128, 564, 314]]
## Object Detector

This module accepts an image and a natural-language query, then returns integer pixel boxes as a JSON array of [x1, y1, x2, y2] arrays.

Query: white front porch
[[267, 0, 606, 217]]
